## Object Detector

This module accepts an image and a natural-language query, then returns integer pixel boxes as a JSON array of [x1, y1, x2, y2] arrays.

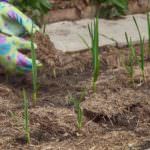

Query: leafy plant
[[9, 0, 52, 25], [88, 17, 100, 91], [23, 89, 30, 144], [133, 16, 145, 80], [97, 0, 128, 18]]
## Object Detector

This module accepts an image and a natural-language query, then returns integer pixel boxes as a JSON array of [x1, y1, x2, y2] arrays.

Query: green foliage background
[[96, 0, 128, 18], [9, 0, 52, 25]]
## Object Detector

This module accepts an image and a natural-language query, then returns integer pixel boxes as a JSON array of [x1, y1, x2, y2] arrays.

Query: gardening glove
[[0, 33, 42, 73], [0, 1, 40, 36]]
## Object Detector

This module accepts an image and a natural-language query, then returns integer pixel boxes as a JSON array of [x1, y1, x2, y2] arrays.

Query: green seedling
[[69, 91, 86, 130], [147, 13, 150, 59], [23, 89, 30, 144], [79, 17, 100, 92], [74, 99, 83, 130], [88, 17, 100, 91], [139, 38, 145, 80], [133, 16, 145, 80], [125, 32, 136, 83], [31, 23, 38, 102]]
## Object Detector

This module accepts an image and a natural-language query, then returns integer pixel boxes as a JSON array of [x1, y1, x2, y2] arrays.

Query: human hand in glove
[[0, 1, 42, 74], [0, 33, 42, 74], [0, 1, 40, 36]]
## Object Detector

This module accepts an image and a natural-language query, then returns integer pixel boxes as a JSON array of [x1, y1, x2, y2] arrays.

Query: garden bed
[[0, 33, 149, 149]]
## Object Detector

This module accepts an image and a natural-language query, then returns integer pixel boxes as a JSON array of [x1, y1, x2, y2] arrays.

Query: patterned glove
[[0, 33, 42, 73], [0, 1, 40, 36], [0, 1, 42, 74]]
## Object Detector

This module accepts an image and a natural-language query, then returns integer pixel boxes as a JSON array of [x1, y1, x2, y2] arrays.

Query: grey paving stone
[[46, 14, 149, 53]]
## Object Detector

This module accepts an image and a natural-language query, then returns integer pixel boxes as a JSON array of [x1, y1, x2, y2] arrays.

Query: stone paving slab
[[46, 14, 148, 53]]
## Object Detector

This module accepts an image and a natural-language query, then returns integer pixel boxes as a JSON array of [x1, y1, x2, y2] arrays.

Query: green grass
[[125, 32, 136, 83], [79, 17, 100, 92], [147, 13, 150, 58], [133, 16, 145, 80], [69, 90, 86, 130], [139, 38, 145, 80], [23, 89, 30, 144], [70, 97, 83, 130], [88, 17, 100, 91], [133, 16, 143, 42], [75, 100, 83, 130]]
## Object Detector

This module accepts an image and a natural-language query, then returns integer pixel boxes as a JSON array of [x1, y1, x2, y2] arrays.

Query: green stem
[[93, 81, 96, 92], [31, 23, 37, 103], [142, 70, 145, 81], [23, 89, 30, 144], [32, 92, 37, 104]]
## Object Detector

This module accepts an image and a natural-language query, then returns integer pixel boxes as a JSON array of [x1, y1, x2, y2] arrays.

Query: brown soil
[[34, 32, 92, 76], [0, 34, 150, 150]]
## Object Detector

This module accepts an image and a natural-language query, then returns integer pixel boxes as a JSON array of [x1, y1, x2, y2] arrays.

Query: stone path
[[46, 14, 149, 53]]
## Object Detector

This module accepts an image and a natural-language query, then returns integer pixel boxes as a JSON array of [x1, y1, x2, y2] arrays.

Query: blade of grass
[[77, 104, 83, 130], [133, 16, 142, 42], [147, 13, 150, 58], [88, 23, 94, 54], [92, 17, 100, 91], [31, 23, 37, 102], [80, 17, 100, 92], [125, 32, 136, 83], [125, 32, 136, 58], [78, 34, 91, 50], [133, 16, 145, 80], [68, 91, 85, 130], [125, 32, 130, 45], [141, 37, 145, 80], [88, 23, 94, 41], [23, 89, 30, 144]]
